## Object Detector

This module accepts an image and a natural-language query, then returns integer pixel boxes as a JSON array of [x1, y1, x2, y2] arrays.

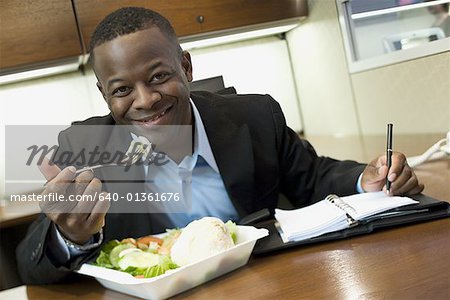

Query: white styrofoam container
[[77, 225, 269, 300]]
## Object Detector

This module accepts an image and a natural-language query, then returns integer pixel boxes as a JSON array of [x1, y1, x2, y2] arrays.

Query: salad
[[94, 218, 237, 279]]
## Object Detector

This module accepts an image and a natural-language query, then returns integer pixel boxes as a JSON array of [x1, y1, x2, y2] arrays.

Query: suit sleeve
[[15, 214, 100, 284], [269, 97, 366, 207], [15, 130, 99, 284]]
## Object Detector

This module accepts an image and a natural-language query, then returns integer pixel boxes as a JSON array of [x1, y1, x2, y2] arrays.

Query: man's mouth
[[133, 106, 172, 125]]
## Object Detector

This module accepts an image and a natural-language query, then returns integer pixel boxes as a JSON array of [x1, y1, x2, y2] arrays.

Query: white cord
[[407, 137, 449, 168]]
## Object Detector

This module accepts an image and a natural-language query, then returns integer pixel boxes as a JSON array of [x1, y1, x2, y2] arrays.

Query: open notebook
[[275, 192, 418, 242]]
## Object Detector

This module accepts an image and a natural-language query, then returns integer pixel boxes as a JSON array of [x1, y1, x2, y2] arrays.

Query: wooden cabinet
[[0, 0, 82, 73], [74, 0, 308, 53], [0, 0, 307, 74]]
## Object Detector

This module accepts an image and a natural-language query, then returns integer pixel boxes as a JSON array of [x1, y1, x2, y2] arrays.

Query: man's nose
[[132, 84, 162, 109]]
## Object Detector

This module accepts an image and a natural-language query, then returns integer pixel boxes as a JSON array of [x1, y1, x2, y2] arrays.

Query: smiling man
[[17, 7, 424, 284], [93, 28, 192, 127]]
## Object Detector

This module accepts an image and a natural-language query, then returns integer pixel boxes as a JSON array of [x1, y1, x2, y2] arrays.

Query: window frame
[[336, 0, 450, 73]]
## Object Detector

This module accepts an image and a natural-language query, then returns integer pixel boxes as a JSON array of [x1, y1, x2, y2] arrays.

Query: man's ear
[[96, 82, 107, 101], [181, 51, 193, 82]]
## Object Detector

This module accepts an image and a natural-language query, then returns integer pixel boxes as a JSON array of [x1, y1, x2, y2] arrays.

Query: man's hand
[[361, 151, 424, 195], [39, 157, 110, 244]]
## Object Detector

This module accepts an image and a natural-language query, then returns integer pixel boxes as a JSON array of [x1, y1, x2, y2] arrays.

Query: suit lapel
[[91, 119, 145, 193], [191, 93, 255, 217]]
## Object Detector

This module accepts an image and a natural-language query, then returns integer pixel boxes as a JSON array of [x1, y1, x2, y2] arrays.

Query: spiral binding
[[325, 194, 359, 227]]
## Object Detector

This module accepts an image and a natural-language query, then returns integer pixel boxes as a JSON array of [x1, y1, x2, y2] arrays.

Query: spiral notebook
[[275, 192, 418, 242]]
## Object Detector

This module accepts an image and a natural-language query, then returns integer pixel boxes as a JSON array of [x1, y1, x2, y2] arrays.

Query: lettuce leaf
[[94, 240, 121, 268], [101, 239, 121, 255], [123, 266, 148, 276], [225, 220, 238, 244], [95, 251, 115, 269], [143, 255, 178, 278]]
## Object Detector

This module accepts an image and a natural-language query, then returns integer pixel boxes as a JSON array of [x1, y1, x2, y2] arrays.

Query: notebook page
[[275, 200, 348, 241], [341, 191, 418, 220]]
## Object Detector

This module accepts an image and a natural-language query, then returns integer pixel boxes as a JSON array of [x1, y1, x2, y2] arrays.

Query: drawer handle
[[196, 15, 205, 24]]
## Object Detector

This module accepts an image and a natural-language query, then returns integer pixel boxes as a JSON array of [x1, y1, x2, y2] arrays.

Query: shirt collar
[[190, 98, 219, 173], [130, 99, 219, 173]]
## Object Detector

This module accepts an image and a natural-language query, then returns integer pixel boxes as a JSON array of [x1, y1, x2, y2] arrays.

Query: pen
[[386, 123, 393, 194]]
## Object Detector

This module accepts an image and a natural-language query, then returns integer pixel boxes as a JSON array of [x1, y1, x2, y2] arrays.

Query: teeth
[[152, 111, 165, 120], [140, 108, 168, 123]]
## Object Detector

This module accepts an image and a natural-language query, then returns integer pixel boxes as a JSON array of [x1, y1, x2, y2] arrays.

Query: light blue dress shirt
[[141, 99, 239, 228]]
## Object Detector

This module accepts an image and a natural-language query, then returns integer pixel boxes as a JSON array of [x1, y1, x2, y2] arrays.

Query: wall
[[188, 36, 302, 132], [286, 0, 360, 136], [352, 51, 450, 134], [286, 0, 450, 136], [0, 72, 101, 198]]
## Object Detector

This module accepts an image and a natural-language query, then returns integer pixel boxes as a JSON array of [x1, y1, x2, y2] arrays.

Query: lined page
[[275, 200, 348, 242], [341, 192, 418, 220]]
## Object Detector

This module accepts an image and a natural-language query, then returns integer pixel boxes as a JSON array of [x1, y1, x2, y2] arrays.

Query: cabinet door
[[74, 0, 307, 53], [0, 0, 82, 72], [188, 0, 308, 34]]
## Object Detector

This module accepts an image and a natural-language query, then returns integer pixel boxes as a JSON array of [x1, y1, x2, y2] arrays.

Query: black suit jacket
[[16, 92, 365, 283]]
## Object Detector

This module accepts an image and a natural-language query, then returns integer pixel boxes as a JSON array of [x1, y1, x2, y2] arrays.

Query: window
[[337, 0, 450, 73]]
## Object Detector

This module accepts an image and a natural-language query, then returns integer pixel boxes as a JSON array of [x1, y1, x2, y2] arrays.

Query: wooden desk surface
[[4, 218, 449, 299], [0, 201, 40, 229], [1, 134, 449, 299]]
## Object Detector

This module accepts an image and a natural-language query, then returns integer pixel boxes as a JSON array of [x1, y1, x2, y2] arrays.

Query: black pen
[[386, 123, 393, 194]]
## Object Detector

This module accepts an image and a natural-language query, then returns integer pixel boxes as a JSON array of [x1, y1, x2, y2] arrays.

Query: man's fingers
[[375, 165, 388, 180], [375, 154, 386, 167], [72, 178, 103, 214], [45, 212, 67, 226], [87, 192, 110, 231], [361, 155, 388, 192], [38, 159, 108, 243], [363, 152, 424, 195], [38, 156, 61, 181], [73, 170, 95, 196], [90, 192, 110, 215], [54, 191, 108, 243], [389, 166, 412, 190], [42, 166, 77, 195], [410, 183, 425, 195], [391, 171, 423, 195], [387, 152, 406, 180]]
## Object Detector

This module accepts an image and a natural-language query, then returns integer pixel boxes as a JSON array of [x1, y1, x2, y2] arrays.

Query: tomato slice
[[136, 236, 164, 246]]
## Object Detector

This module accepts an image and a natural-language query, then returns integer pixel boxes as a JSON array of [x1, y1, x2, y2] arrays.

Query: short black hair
[[89, 7, 181, 61]]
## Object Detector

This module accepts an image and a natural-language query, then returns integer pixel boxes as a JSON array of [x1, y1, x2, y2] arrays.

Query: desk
[[1, 134, 449, 299], [0, 201, 40, 229]]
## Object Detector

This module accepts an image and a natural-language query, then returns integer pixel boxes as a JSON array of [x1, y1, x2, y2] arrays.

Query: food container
[[77, 225, 269, 300]]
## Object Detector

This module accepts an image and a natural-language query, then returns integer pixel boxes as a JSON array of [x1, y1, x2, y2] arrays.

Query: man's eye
[[112, 86, 130, 96], [151, 73, 169, 83]]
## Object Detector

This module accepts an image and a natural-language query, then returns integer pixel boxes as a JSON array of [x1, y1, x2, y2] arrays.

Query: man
[[16, 7, 423, 284]]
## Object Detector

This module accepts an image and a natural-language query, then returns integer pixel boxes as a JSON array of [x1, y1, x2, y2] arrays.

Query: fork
[[43, 137, 152, 186], [74, 149, 148, 174]]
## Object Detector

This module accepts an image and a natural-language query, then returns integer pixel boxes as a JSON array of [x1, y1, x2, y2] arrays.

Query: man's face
[[93, 27, 193, 128]]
